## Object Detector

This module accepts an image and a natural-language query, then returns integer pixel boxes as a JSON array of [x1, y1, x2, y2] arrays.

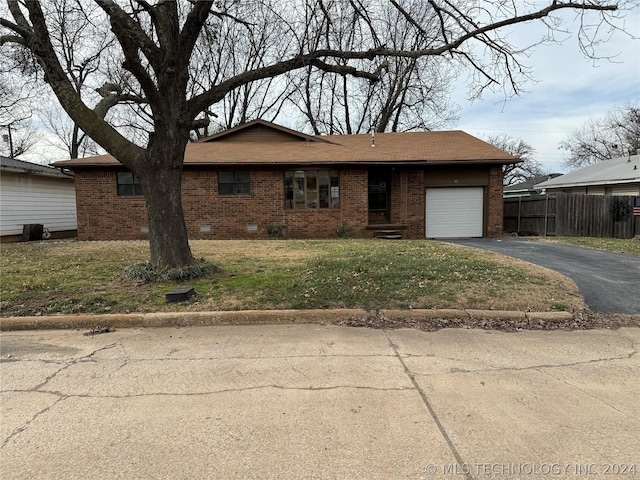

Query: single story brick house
[[53, 120, 517, 240]]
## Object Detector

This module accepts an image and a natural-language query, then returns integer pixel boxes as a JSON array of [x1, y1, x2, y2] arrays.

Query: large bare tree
[[0, 0, 631, 268], [560, 101, 640, 169]]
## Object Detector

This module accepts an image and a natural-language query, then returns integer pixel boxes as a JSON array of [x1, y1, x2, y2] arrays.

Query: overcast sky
[[454, 6, 640, 174]]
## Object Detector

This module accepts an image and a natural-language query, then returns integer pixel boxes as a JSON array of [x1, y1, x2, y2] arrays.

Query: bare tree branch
[[485, 134, 545, 186], [2, 0, 146, 166], [560, 101, 640, 168]]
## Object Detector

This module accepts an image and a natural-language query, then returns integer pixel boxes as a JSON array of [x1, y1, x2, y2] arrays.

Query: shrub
[[336, 224, 354, 238], [123, 261, 220, 283], [266, 224, 286, 238]]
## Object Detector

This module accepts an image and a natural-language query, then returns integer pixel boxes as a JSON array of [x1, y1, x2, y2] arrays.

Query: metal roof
[[1, 156, 73, 178], [535, 154, 640, 189]]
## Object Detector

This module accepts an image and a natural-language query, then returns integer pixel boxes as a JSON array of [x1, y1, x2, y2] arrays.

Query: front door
[[368, 169, 391, 224]]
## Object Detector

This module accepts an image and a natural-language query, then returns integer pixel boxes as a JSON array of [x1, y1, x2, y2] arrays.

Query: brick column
[[487, 166, 504, 237]]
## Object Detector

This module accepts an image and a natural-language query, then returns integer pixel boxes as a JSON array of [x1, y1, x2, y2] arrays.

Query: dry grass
[[192, 240, 316, 261], [452, 247, 586, 313], [1, 239, 587, 316], [535, 236, 640, 256]]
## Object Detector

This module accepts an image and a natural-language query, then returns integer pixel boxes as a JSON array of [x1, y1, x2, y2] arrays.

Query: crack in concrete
[[384, 331, 475, 480], [539, 369, 635, 419], [4, 384, 414, 400], [0, 358, 67, 365], [30, 343, 119, 391], [1, 343, 120, 449], [3, 353, 393, 369], [284, 357, 311, 382], [1, 394, 68, 449], [404, 344, 638, 378], [108, 353, 394, 361], [539, 342, 639, 421]]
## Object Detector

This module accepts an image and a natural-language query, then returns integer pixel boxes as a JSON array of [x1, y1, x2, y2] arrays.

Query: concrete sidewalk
[[2, 324, 639, 479]]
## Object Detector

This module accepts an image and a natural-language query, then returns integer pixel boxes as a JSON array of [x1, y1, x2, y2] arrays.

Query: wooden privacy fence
[[504, 193, 640, 238]]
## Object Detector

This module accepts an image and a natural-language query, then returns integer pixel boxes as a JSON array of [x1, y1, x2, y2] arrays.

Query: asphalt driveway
[[2, 324, 639, 479], [449, 238, 640, 314]]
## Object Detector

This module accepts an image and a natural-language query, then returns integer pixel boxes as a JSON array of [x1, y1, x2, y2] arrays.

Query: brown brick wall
[[183, 168, 370, 239], [73, 165, 504, 240], [336, 168, 368, 236], [389, 170, 405, 226], [75, 169, 148, 240], [406, 169, 427, 238], [75, 167, 371, 240], [183, 169, 285, 239], [487, 166, 504, 237], [385, 169, 426, 239]]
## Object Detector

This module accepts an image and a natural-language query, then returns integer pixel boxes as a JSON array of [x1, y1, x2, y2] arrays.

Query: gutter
[[54, 159, 516, 169], [535, 178, 640, 190], [0, 164, 74, 179]]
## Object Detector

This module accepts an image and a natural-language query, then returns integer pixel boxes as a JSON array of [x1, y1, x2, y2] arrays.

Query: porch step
[[374, 230, 403, 240]]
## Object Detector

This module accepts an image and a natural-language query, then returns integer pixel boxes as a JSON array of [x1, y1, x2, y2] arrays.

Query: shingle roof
[[52, 120, 518, 168], [504, 174, 562, 192], [535, 154, 640, 189]]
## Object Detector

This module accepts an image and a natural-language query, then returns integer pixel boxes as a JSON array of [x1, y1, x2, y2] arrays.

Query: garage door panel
[[426, 187, 483, 238]]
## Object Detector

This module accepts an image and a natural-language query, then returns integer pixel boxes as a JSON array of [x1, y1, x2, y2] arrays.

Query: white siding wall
[[547, 184, 640, 196], [585, 185, 605, 195], [612, 184, 640, 196], [0, 172, 77, 236]]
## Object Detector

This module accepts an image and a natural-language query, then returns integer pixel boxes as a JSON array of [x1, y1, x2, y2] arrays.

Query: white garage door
[[425, 187, 484, 238]]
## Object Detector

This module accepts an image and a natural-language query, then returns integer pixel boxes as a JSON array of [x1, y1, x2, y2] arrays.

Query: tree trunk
[[138, 154, 196, 269]]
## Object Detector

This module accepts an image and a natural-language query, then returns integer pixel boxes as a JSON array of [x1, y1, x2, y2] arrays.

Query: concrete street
[[1, 324, 639, 479]]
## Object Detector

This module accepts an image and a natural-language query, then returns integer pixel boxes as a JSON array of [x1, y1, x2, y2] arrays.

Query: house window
[[284, 170, 339, 209], [605, 186, 613, 195], [117, 172, 143, 196], [219, 171, 250, 195]]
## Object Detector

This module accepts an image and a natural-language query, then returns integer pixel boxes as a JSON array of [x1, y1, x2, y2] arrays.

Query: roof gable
[[195, 119, 335, 144]]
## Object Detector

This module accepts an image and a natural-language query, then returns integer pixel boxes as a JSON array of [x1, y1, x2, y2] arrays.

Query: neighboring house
[[1, 156, 77, 242], [503, 174, 562, 198], [52, 120, 518, 240], [535, 154, 640, 196]]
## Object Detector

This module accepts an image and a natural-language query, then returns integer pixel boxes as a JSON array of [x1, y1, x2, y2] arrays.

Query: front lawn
[[0, 239, 585, 316], [536, 236, 640, 256]]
